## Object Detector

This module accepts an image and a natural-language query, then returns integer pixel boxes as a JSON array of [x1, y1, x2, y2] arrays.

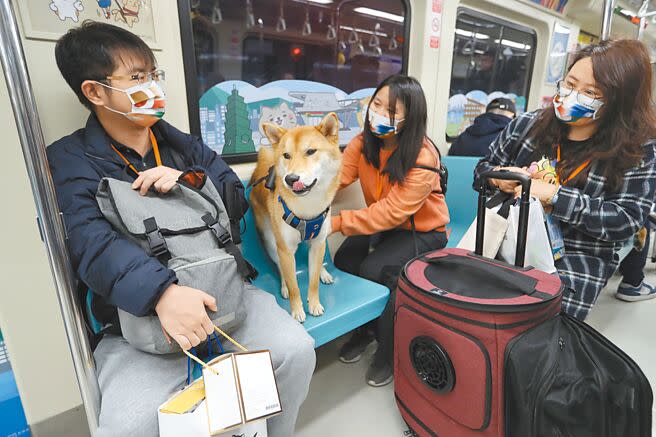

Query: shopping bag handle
[[186, 333, 223, 383], [474, 170, 532, 267], [182, 324, 249, 375]]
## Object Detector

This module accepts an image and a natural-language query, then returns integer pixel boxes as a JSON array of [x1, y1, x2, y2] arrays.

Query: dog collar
[[278, 196, 329, 240]]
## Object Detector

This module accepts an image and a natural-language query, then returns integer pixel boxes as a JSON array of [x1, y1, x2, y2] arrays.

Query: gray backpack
[[96, 177, 256, 354]]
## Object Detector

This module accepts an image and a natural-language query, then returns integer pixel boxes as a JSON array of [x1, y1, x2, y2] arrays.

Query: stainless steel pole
[[638, 17, 646, 40], [0, 0, 99, 432], [601, 0, 615, 40], [638, 0, 649, 39]]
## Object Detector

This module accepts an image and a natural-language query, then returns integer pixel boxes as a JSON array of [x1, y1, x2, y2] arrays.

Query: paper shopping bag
[[158, 377, 268, 437], [158, 324, 279, 436], [203, 351, 282, 435], [158, 378, 209, 437]]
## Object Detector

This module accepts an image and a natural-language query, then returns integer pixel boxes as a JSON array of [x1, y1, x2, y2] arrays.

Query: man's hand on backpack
[[155, 284, 217, 350], [132, 166, 183, 195]]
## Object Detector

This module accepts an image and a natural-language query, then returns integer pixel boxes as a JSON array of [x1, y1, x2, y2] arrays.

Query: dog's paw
[[308, 299, 325, 317], [320, 267, 334, 285], [291, 301, 306, 323], [280, 282, 289, 299]]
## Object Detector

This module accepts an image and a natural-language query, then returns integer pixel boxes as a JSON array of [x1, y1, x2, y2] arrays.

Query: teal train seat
[[241, 187, 389, 348], [0, 331, 30, 437], [0, 368, 29, 437], [87, 158, 478, 349], [441, 156, 480, 247]]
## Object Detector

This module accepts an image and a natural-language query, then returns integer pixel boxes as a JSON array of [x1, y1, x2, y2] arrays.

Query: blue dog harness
[[278, 196, 329, 240], [250, 166, 329, 240]]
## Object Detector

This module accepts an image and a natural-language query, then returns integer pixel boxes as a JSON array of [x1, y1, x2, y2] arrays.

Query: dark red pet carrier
[[394, 171, 563, 437]]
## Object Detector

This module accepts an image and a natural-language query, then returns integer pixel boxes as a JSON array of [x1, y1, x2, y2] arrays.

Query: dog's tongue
[[293, 180, 306, 191]]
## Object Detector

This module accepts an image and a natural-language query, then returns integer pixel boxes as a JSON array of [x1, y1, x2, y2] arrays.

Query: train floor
[[295, 267, 656, 437]]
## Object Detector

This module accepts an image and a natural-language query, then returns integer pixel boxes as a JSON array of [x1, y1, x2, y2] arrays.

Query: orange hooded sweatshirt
[[331, 134, 450, 236]]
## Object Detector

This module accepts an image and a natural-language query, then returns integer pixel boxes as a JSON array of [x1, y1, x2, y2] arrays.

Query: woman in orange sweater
[[332, 75, 449, 386]]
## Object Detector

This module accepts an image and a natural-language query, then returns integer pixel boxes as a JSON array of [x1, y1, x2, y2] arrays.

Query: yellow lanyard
[[557, 144, 590, 185], [111, 129, 161, 178]]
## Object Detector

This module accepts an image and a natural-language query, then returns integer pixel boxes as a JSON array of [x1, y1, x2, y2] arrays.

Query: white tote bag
[[497, 198, 557, 273], [457, 206, 510, 259], [457, 194, 515, 259]]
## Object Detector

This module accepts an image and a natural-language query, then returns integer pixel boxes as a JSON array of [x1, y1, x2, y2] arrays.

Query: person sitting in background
[[449, 97, 516, 157]]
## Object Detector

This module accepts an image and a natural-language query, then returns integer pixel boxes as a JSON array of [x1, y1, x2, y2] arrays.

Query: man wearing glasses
[[47, 21, 315, 437]]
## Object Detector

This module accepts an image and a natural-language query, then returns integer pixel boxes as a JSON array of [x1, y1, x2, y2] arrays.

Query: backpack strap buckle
[[201, 213, 232, 247], [201, 213, 258, 281], [143, 217, 170, 262]]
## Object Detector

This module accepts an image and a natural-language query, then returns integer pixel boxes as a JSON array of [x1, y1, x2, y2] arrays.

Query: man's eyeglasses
[[105, 69, 165, 84]]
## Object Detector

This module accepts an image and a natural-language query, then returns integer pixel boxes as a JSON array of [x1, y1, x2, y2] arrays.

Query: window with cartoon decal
[[179, 0, 409, 162]]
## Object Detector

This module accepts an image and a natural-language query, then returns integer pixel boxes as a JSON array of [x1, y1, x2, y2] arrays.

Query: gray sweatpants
[[93, 285, 316, 437]]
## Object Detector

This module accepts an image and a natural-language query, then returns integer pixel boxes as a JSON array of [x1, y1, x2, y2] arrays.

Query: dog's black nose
[[285, 174, 300, 187]]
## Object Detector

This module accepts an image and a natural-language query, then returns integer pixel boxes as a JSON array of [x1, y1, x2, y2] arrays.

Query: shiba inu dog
[[249, 113, 342, 322]]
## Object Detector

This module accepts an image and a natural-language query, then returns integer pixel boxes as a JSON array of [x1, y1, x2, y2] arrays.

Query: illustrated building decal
[[223, 86, 256, 155]]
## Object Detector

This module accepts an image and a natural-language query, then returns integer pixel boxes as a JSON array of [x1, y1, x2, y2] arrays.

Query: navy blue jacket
[[449, 112, 513, 157], [47, 115, 247, 317]]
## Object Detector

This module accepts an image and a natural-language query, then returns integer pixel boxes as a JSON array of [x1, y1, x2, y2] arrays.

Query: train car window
[[446, 8, 536, 140], [178, 0, 410, 163]]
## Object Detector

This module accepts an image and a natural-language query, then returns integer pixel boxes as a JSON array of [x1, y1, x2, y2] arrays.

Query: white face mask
[[553, 85, 603, 124], [96, 80, 166, 127], [368, 108, 404, 138]]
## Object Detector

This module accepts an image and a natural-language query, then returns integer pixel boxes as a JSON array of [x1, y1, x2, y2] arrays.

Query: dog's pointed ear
[[262, 123, 287, 147], [316, 113, 339, 143]]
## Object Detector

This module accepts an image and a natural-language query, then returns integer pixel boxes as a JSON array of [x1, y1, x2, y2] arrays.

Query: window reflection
[[184, 0, 408, 161], [447, 9, 536, 139]]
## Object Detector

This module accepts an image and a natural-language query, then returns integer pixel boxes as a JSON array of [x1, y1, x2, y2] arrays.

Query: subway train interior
[[1, 0, 656, 436]]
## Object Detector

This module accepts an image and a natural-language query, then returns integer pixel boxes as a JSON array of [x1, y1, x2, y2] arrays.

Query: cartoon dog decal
[[49, 0, 84, 22]]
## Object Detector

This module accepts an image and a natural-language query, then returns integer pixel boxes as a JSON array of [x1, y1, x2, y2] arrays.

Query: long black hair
[[362, 75, 428, 184]]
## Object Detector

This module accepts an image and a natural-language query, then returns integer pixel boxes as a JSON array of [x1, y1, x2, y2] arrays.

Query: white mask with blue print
[[368, 109, 404, 138], [553, 89, 604, 123]]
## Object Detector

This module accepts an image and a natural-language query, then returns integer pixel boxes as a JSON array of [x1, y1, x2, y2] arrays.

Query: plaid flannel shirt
[[475, 110, 656, 320]]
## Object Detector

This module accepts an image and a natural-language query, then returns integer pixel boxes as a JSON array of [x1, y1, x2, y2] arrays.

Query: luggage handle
[[425, 254, 537, 295], [475, 170, 532, 267]]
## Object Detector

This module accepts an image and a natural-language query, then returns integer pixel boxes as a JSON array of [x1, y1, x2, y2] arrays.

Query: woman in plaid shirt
[[475, 39, 656, 320]]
